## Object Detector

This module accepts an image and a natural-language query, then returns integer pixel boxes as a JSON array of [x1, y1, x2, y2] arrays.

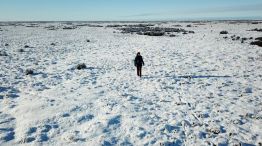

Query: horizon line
[[1, 18, 262, 23]]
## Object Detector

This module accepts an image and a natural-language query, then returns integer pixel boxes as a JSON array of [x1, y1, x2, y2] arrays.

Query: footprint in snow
[[159, 124, 181, 135], [77, 114, 94, 124], [103, 115, 121, 133], [62, 113, 70, 117], [0, 113, 16, 144], [21, 123, 59, 143], [136, 127, 147, 139], [107, 115, 121, 127]]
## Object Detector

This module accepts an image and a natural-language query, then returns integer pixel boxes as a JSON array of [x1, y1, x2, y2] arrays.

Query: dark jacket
[[134, 55, 144, 67]]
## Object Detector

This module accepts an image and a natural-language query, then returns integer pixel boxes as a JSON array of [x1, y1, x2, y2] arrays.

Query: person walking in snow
[[134, 52, 144, 77]]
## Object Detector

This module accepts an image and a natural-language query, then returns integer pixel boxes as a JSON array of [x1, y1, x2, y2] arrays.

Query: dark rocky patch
[[106, 24, 123, 28], [24, 45, 30, 48], [143, 31, 165, 36], [250, 41, 262, 47], [228, 35, 241, 41], [86, 39, 90, 42], [18, 49, 25, 52], [220, 31, 228, 34], [0, 50, 8, 56], [63, 26, 77, 30], [194, 23, 206, 26], [25, 69, 34, 75], [107, 24, 154, 28], [248, 28, 262, 32], [186, 25, 192, 27], [255, 37, 262, 41], [241, 37, 248, 43], [87, 24, 103, 27], [250, 37, 262, 47], [26, 24, 39, 28], [44, 26, 59, 30], [127, 24, 155, 27], [228, 21, 244, 24], [75, 23, 102, 27], [222, 34, 256, 44], [74, 24, 89, 27], [173, 25, 182, 27], [118, 25, 194, 36], [50, 43, 56, 46], [76, 63, 87, 70], [250, 21, 262, 24], [241, 37, 247, 41], [136, 32, 143, 35], [169, 35, 177, 37], [4, 43, 9, 46]]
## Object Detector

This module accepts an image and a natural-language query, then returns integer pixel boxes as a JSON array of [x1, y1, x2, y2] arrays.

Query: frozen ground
[[0, 21, 262, 146]]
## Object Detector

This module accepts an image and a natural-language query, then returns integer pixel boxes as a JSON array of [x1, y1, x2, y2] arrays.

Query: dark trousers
[[137, 66, 142, 77]]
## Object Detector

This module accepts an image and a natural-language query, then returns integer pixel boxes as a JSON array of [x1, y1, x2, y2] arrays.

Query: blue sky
[[0, 0, 262, 21]]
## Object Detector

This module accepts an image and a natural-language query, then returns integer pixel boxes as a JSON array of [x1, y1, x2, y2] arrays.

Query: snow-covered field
[[0, 21, 262, 146]]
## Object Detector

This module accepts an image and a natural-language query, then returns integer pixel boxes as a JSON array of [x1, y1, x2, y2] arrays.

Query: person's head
[[137, 52, 140, 56]]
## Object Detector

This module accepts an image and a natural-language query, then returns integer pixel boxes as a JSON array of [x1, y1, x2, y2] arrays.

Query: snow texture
[[0, 21, 262, 146]]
